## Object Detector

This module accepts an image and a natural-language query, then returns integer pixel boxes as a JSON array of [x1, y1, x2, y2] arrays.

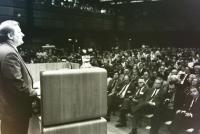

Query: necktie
[[188, 97, 198, 111], [111, 80, 117, 92], [151, 89, 159, 98], [151, 89, 156, 98], [135, 87, 144, 96], [118, 83, 130, 98], [189, 99, 194, 111], [111, 80, 116, 89], [145, 79, 149, 85], [181, 74, 188, 84], [118, 84, 127, 96], [121, 83, 130, 98]]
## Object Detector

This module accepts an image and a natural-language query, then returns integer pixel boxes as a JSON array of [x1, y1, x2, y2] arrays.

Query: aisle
[[107, 115, 130, 134], [107, 114, 169, 134], [107, 114, 149, 134]]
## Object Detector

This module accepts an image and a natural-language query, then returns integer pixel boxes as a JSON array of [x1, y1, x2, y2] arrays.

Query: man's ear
[[7, 32, 14, 40]]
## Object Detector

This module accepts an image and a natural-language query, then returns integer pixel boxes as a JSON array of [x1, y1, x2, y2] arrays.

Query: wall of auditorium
[[0, 0, 125, 30], [0, 0, 27, 24], [1, 0, 200, 48], [0, 0, 126, 48], [119, 0, 200, 33]]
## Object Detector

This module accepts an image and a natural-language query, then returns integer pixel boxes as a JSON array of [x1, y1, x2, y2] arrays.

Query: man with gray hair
[[0, 20, 36, 134]]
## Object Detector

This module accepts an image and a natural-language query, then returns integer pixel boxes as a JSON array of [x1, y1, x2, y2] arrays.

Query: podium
[[28, 65, 107, 134], [43, 118, 106, 134], [40, 68, 107, 134]]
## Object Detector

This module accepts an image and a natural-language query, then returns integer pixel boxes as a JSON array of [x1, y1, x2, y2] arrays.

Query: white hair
[[0, 20, 19, 31]]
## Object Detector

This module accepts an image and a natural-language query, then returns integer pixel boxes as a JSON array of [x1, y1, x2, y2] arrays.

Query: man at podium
[[0, 20, 37, 134]]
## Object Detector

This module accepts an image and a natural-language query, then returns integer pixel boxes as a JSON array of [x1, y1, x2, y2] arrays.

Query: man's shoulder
[[0, 43, 16, 60], [143, 86, 150, 91], [146, 88, 154, 94], [0, 43, 16, 53]]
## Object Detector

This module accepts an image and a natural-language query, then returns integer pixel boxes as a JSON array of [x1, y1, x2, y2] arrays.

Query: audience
[[19, 45, 200, 134]]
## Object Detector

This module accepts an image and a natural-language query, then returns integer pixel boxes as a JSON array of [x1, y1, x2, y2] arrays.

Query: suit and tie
[[137, 68, 146, 77], [107, 79, 120, 95], [130, 87, 167, 134], [115, 80, 141, 127], [107, 78, 121, 120], [131, 85, 149, 111], [117, 82, 132, 98], [180, 73, 190, 86], [144, 78, 154, 88], [146, 87, 168, 134], [132, 87, 166, 113], [171, 95, 200, 134], [0, 42, 34, 134], [115, 80, 135, 99], [128, 85, 149, 132]]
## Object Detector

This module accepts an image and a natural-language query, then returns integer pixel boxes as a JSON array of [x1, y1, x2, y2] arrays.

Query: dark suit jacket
[[116, 81, 135, 98], [180, 73, 190, 87], [0, 42, 33, 121], [144, 78, 154, 88], [137, 68, 146, 77], [174, 83, 187, 111], [157, 71, 168, 81], [145, 87, 167, 106], [177, 95, 200, 128], [182, 96, 200, 121], [107, 79, 120, 94], [132, 87, 167, 113], [130, 86, 149, 112], [133, 86, 149, 102]]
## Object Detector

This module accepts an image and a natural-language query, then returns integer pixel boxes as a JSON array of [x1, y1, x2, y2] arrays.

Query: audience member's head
[[190, 87, 199, 99], [113, 72, 119, 80], [123, 75, 130, 84], [143, 71, 149, 80], [193, 64, 200, 75], [153, 78, 163, 89], [138, 78, 145, 87]]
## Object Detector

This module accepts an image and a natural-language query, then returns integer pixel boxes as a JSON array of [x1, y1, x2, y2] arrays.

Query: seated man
[[106, 72, 121, 121], [163, 75, 183, 121], [153, 75, 184, 133], [170, 81, 200, 134], [129, 78, 167, 134], [115, 78, 149, 127], [142, 71, 154, 88], [107, 75, 133, 122]]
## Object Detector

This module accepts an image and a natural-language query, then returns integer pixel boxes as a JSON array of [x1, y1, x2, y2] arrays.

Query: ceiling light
[[130, 0, 144, 3]]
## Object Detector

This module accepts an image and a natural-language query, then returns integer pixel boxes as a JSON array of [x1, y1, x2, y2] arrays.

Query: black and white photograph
[[0, 0, 200, 134]]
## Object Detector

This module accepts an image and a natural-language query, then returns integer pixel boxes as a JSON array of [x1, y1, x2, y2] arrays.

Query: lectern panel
[[43, 118, 107, 134], [40, 68, 107, 126]]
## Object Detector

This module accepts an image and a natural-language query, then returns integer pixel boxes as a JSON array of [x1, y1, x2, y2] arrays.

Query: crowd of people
[[19, 45, 200, 134], [104, 46, 200, 134], [18, 47, 71, 63]]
